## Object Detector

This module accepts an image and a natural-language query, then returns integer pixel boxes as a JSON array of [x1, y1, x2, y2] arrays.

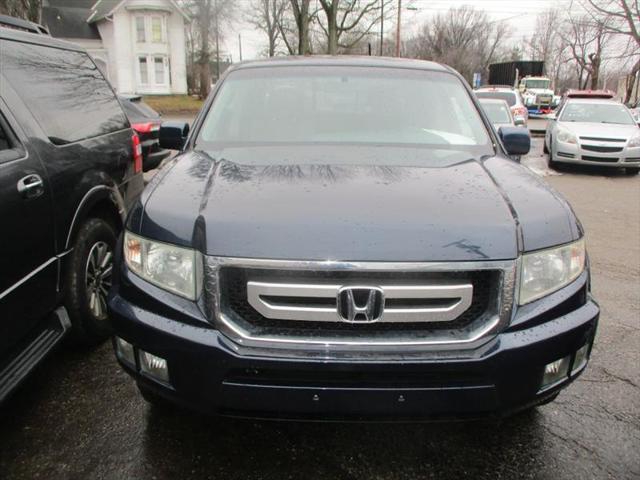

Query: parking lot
[[0, 136, 639, 480]]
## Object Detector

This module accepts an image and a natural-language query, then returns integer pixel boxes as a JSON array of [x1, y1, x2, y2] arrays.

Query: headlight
[[519, 239, 586, 305], [556, 126, 577, 144], [124, 231, 203, 300], [628, 134, 640, 148]]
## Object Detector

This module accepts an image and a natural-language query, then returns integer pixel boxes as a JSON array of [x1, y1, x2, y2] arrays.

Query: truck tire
[[64, 218, 117, 345]]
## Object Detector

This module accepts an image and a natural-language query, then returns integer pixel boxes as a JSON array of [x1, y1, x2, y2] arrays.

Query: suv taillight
[[132, 134, 142, 173], [132, 122, 160, 134]]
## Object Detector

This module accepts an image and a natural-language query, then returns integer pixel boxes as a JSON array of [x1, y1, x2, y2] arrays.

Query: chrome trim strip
[[204, 257, 517, 352], [247, 281, 473, 323], [0, 257, 57, 301]]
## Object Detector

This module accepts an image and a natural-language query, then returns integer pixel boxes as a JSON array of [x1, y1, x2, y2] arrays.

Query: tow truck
[[519, 76, 555, 114]]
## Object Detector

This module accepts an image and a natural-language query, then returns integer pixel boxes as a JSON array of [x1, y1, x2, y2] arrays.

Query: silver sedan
[[544, 99, 640, 174]]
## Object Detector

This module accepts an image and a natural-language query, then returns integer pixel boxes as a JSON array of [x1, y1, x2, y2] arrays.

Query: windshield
[[524, 79, 550, 89], [560, 102, 634, 125], [475, 90, 516, 106], [197, 66, 491, 150], [480, 101, 512, 124]]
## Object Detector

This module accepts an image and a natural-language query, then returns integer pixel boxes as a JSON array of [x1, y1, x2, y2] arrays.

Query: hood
[[135, 146, 577, 262], [559, 121, 638, 140]]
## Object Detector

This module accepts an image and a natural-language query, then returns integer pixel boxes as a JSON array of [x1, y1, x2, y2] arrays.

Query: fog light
[[541, 355, 571, 390], [114, 337, 135, 366], [572, 343, 590, 374], [139, 350, 170, 383]]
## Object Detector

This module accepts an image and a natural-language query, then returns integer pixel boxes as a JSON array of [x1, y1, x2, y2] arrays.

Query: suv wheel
[[65, 218, 117, 345]]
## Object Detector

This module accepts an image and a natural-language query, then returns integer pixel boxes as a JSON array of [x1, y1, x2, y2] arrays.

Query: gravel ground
[[1, 136, 638, 480]]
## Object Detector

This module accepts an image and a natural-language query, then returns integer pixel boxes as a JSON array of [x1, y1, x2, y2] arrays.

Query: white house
[[42, 0, 188, 95]]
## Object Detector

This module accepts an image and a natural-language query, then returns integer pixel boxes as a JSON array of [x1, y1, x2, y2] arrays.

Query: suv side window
[[0, 40, 128, 145]]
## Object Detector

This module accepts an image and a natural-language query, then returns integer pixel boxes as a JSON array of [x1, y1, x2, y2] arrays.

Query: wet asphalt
[[1, 138, 639, 480]]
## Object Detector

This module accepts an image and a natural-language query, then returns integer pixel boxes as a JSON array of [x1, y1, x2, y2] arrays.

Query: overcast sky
[[219, 0, 577, 62]]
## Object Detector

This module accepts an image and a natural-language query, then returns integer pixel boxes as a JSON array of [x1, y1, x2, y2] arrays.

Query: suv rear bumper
[[108, 289, 598, 420]]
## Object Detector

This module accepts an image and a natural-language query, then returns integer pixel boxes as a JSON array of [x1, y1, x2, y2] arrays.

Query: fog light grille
[[139, 350, 170, 383], [541, 355, 571, 390]]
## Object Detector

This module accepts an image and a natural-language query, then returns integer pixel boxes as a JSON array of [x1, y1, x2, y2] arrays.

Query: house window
[[151, 17, 163, 43], [137, 56, 169, 88], [135, 16, 145, 43], [154, 57, 165, 84], [138, 57, 148, 84]]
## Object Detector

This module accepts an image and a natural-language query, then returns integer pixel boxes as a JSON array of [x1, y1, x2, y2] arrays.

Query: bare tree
[[317, 0, 389, 55], [282, 0, 313, 55], [409, 6, 511, 83], [248, 0, 288, 57], [528, 9, 572, 90], [0, 0, 41, 23], [181, 0, 236, 98], [528, 9, 562, 68], [582, 0, 640, 101], [560, 14, 611, 89]]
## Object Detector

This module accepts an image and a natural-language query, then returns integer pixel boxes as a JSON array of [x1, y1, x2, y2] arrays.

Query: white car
[[544, 98, 640, 174], [475, 86, 528, 126]]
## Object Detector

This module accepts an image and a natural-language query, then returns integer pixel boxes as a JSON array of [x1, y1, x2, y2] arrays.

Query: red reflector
[[132, 122, 159, 134], [132, 134, 143, 173]]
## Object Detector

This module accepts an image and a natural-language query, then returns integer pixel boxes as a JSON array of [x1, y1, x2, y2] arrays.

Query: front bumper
[[554, 139, 640, 167], [108, 269, 599, 420]]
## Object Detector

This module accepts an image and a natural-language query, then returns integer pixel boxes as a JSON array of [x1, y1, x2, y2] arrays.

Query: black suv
[[0, 27, 144, 402], [110, 58, 598, 420]]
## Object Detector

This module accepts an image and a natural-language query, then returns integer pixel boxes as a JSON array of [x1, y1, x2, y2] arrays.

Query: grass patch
[[143, 95, 204, 115]]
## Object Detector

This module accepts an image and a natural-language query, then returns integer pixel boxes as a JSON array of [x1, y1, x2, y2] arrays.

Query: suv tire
[[65, 218, 117, 345], [625, 167, 639, 175]]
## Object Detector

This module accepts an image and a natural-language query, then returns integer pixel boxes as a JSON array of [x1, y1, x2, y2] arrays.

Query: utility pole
[[238, 33, 243, 62], [215, 0, 220, 82], [395, 0, 402, 57], [379, 0, 384, 56]]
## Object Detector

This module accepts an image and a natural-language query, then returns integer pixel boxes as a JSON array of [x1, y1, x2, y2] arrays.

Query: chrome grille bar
[[247, 281, 473, 323]]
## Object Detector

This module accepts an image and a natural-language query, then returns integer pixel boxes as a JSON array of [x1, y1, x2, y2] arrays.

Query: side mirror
[[159, 122, 190, 150], [514, 117, 526, 127], [499, 126, 530, 157]]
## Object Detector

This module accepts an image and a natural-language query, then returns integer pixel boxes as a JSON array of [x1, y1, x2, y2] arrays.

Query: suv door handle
[[17, 174, 44, 199]]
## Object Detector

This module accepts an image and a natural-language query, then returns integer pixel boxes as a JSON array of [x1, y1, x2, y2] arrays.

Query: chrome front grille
[[246, 280, 474, 324], [225, 269, 491, 331], [203, 257, 517, 353]]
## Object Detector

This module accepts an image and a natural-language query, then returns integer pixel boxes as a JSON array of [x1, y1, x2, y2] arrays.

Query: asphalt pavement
[[1, 136, 639, 480]]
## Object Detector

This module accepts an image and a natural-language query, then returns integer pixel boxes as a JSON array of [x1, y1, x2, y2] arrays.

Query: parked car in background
[[475, 85, 528, 126], [109, 57, 598, 422], [119, 95, 170, 172], [479, 98, 527, 162], [555, 89, 616, 115], [479, 98, 516, 129], [544, 98, 640, 174], [0, 25, 144, 403], [0, 13, 49, 35]]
